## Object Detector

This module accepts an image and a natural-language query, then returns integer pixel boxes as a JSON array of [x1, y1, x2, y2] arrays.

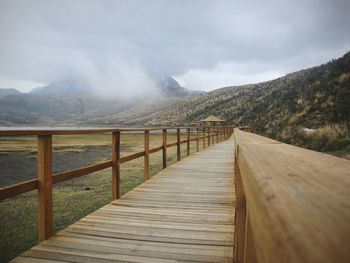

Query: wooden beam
[[166, 142, 177, 148], [196, 128, 199, 152], [53, 161, 112, 184], [208, 127, 211, 146], [37, 135, 53, 242], [144, 130, 150, 181], [203, 128, 206, 149], [0, 179, 38, 201], [187, 128, 190, 156], [112, 131, 120, 200], [162, 129, 167, 169], [177, 129, 181, 161], [150, 145, 163, 154], [234, 145, 246, 263], [234, 128, 350, 263], [119, 151, 145, 164], [212, 127, 215, 144]]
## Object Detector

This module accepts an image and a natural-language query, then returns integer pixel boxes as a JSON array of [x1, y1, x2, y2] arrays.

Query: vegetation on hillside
[[130, 52, 350, 155]]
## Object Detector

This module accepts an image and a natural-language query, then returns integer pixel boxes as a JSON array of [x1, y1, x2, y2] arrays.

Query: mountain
[[30, 78, 87, 95], [157, 76, 204, 97], [0, 76, 203, 125], [0, 88, 22, 98], [1, 52, 349, 153]]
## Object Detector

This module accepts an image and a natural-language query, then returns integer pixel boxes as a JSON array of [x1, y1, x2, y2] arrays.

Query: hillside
[[0, 52, 349, 154], [0, 88, 22, 98], [114, 52, 350, 153]]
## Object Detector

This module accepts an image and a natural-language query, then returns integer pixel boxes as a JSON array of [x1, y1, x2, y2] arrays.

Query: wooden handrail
[[0, 178, 38, 200], [53, 160, 112, 184], [0, 125, 233, 243], [233, 128, 350, 263]]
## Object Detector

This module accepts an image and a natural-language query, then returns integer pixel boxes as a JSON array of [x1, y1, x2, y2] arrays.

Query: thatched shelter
[[199, 115, 225, 126]]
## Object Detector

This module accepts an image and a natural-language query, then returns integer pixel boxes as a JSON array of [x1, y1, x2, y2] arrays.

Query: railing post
[[144, 130, 150, 181], [216, 126, 219, 143], [208, 127, 211, 146], [203, 128, 206, 149], [112, 131, 120, 199], [37, 134, 53, 242], [177, 128, 181, 161], [196, 127, 199, 152], [187, 128, 190, 156], [212, 126, 215, 144], [162, 129, 167, 169]]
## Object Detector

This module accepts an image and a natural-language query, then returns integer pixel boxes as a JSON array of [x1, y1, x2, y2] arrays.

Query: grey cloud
[[0, 0, 349, 91]]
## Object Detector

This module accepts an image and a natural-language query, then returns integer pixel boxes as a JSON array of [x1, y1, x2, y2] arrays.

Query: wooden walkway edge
[[11, 138, 235, 263]]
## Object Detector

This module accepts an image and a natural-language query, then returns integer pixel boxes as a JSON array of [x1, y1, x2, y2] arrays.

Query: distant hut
[[199, 115, 225, 126]]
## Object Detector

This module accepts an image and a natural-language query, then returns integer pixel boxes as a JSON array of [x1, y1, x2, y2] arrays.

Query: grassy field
[[0, 132, 204, 262]]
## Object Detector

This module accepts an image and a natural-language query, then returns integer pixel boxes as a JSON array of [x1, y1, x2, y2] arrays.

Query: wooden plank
[[112, 131, 120, 200], [13, 137, 236, 263], [0, 178, 38, 200], [162, 129, 167, 169], [166, 142, 177, 148], [208, 127, 211, 146], [234, 128, 350, 263], [53, 161, 112, 184], [203, 128, 206, 149], [0, 127, 202, 136], [234, 144, 246, 263], [176, 128, 181, 161], [37, 135, 53, 242], [119, 151, 145, 164], [187, 128, 190, 156], [196, 128, 199, 152], [144, 130, 150, 181], [149, 145, 162, 154]]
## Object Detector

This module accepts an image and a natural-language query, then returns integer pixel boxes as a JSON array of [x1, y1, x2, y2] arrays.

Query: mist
[[0, 0, 350, 94], [71, 53, 159, 100]]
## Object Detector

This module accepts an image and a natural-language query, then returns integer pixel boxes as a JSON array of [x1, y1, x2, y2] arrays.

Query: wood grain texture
[[12, 138, 235, 263], [144, 130, 150, 181], [176, 128, 181, 161], [196, 128, 200, 152], [37, 135, 53, 242], [0, 179, 38, 200], [162, 129, 167, 169], [112, 132, 120, 199], [53, 161, 112, 184], [234, 128, 350, 263]]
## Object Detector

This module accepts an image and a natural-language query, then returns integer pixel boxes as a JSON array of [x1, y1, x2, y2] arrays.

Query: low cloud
[[72, 54, 159, 100], [0, 0, 350, 93], [175, 62, 285, 91]]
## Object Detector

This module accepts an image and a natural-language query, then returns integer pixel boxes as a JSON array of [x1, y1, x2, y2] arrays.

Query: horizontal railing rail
[[233, 128, 350, 263], [0, 125, 234, 242]]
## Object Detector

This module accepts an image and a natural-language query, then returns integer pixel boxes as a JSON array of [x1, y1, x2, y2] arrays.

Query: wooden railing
[[0, 126, 233, 242], [233, 128, 350, 263]]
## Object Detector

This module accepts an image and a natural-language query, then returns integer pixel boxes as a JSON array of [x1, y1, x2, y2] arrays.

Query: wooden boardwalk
[[12, 138, 235, 263]]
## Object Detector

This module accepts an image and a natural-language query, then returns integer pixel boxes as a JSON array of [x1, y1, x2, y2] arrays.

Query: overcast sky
[[0, 0, 349, 93]]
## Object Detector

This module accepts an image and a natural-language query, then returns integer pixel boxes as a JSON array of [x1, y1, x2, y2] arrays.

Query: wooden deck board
[[12, 138, 235, 263]]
